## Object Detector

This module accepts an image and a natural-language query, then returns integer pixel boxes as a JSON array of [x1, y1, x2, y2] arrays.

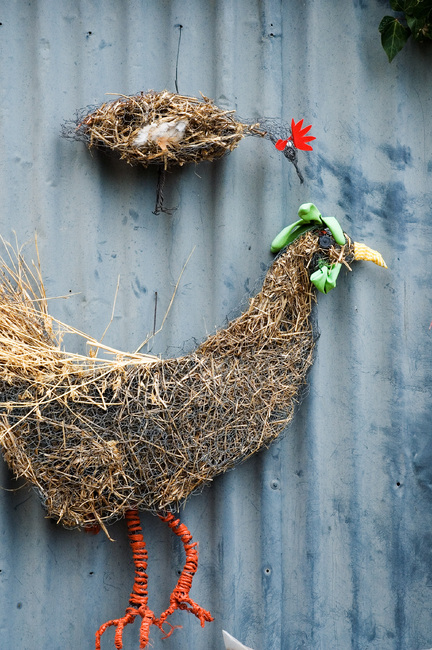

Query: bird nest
[[64, 90, 265, 169], [0, 233, 350, 534]]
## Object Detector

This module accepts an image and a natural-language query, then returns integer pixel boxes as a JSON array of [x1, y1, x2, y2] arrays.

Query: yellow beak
[[353, 242, 387, 268]]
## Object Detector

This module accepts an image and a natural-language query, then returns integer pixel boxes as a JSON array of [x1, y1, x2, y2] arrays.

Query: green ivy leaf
[[391, 0, 432, 17], [379, 16, 411, 60], [406, 14, 432, 39], [408, 1, 432, 18], [390, 0, 422, 12], [410, 0, 432, 14]]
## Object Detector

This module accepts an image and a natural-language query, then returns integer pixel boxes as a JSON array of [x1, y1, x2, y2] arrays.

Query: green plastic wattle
[[270, 220, 302, 253], [310, 262, 342, 294], [321, 216, 345, 246], [270, 203, 346, 253], [271, 203, 322, 253], [270, 222, 314, 253], [298, 202, 322, 222]]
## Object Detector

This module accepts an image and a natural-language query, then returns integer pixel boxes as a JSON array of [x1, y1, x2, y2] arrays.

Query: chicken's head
[[271, 203, 387, 294]]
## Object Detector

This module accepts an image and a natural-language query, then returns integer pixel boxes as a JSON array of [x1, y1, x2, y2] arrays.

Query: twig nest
[[70, 90, 264, 168]]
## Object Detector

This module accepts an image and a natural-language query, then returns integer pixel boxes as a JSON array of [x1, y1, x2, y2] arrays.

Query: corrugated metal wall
[[1, 1, 431, 648]]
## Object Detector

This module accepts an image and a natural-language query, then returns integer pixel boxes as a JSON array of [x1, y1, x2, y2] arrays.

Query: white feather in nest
[[222, 630, 255, 650], [133, 118, 189, 150]]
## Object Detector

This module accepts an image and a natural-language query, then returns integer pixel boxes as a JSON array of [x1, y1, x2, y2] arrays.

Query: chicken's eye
[[319, 234, 333, 249]]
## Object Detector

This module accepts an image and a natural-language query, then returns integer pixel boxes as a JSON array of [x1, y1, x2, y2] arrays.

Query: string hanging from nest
[[0, 204, 386, 648]]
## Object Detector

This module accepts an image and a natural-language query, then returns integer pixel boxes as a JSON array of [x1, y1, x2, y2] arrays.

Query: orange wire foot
[[95, 510, 157, 650], [157, 512, 214, 634], [95, 509, 213, 650]]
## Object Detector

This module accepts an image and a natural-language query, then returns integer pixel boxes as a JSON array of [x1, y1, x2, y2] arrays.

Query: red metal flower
[[274, 119, 315, 153], [290, 118, 315, 151]]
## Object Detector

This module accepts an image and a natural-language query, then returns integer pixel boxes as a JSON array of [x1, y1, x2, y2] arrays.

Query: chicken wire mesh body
[[0, 232, 354, 531]]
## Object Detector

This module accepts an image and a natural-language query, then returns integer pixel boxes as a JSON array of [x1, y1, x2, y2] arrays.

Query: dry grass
[[0, 233, 353, 531], [66, 90, 265, 170]]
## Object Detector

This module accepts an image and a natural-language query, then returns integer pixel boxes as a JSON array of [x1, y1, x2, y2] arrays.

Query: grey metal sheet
[[1, 1, 432, 648]]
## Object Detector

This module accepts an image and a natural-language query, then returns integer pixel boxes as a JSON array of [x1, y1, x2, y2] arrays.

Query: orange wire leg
[[94, 510, 213, 649], [156, 512, 214, 638], [95, 510, 157, 650]]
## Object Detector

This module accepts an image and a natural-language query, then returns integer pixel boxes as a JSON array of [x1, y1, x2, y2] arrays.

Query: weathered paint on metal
[[0, 1, 431, 649]]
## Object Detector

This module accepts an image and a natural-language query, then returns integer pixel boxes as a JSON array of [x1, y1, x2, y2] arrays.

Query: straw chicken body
[[0, 204, 386, 648]]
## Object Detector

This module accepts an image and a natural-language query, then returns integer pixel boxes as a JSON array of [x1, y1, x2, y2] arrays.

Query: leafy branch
[[379, 0, 432, 61]]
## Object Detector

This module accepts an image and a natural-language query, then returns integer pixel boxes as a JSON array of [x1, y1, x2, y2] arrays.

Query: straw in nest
[[64, 90, 265, 170]]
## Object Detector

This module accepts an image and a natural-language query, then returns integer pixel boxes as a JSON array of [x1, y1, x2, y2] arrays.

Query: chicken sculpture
[[63, 90, 315, 185], [0, 204, 386, 649]]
